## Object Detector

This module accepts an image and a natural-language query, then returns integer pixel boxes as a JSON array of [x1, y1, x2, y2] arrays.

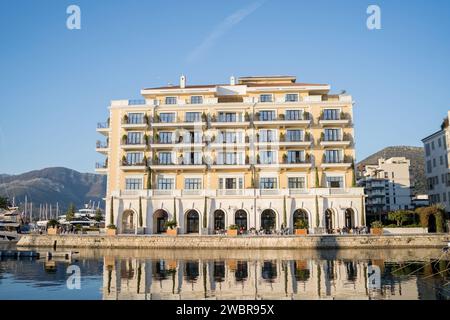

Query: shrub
[[371, 221, 383, 228], [294, 219, 309, 229], [47, 219, 59, 228], [388, 210, 413, 227], [165, 220, 177, 230], [107, 224, 117, 230], [228, 224, 239, 230]]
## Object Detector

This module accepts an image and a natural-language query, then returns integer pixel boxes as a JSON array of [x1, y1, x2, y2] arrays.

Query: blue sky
[[0, 0, 449, 174]]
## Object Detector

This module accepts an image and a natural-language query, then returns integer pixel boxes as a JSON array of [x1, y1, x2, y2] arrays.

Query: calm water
[[0, 244, 449, 300]]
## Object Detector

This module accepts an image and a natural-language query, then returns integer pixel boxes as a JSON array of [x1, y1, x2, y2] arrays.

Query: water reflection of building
[[102, 257, 422, 300]]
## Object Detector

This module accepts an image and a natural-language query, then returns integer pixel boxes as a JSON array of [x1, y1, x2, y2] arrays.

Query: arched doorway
[[428, 214, 436, 233], [235, 210, 247, 231], [345, 209, 354, 228], [261, 209, 276, 233], [293, 209, 309, 229], [154, 209, 168, 234], [121, 210, 135, 234], [186, 210, 199, 234], [325, 209, 333, 233], [214, 210, 225, 231]]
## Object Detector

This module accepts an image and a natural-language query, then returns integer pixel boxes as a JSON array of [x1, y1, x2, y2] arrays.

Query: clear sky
[[1, 0, 450, 174]]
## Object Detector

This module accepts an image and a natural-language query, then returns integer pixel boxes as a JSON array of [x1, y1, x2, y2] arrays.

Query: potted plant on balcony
[[280, 132, 285, 142], [370, 221, 384, 235], [47, 219, 60, 235], [106, 224, 117, 236], [244, 112, 250, 122], [121, 155, 127, 166], [282, 153, 288, 164], [123, 114, 128, 124], [165, 220, 178, 236], [227, 224, 239, 236], [304, 132, 311, 142], [294, 219, 309, 235], [122, 134, 128, 144], [144, 134, 149, 145]]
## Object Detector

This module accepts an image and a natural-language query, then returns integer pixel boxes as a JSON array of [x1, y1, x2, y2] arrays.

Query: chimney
[[180, 75, 186, 88], [230, 76, 236, 86]]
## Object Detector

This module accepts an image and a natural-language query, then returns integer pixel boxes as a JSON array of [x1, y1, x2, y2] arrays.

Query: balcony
[[209, 114, 250, 128], [151, 136, 205, 149], [121, 140, 148, 150], [277, 133, 312, 148], [319, 133, 353, 147], [278, 155, 312, 169], [96, 121, 110, 136], [120, 159, 148, 171], [95, 162, 108, 174], [152, 115, 206, 129], [149, 159, 206, 170], [95, 141, 109, 154], [210, 160, 250, 170], [321, 155, 353, 169], [253, 114, 311, 128], [122, 118, 149, 130], [319, 112, 351, 126]]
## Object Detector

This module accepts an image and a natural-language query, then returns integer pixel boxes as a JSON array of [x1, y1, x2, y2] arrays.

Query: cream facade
[[359, 157, 413, 216], [96, 75, 365, 234], [422, 111, 450, 212]]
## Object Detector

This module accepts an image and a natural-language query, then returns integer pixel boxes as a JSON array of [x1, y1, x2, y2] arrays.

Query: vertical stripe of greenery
[[146, 169, 151, 189], [315, 195, 320, 228], [138, 196, 143, 227], [315, 167, 320, 188], [110, 196, 114, 226], [352, 160, 357, 187], [173, 197, 177, 224], [361, 196, 366, 226], [203, 197, 207, 228], [283, 196, 287, 226]]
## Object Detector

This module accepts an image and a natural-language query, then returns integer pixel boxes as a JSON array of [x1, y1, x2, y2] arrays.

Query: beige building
[[96, 75, 365, 234], [359, 157, 413, 217]]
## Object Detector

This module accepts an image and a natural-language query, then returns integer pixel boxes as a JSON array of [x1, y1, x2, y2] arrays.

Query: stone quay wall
[[17, 234, 450, 249]]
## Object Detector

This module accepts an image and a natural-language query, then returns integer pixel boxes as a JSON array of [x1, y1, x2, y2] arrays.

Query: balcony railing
[[95, 162, 108, 169], [128, 99, 146, 106], [322, 155, 353, 164], [121, 160, 148, 167], [96, 141, 108, 148], [97, 122, 109, 129], [319, 112, 351, 121]]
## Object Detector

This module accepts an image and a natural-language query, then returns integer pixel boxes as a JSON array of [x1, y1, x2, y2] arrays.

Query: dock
[[0, 250, 77, 261]]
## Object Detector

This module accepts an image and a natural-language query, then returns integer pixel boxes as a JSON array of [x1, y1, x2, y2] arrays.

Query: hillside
[[357, 146, 426, 195], [0, 167, 106, 213]]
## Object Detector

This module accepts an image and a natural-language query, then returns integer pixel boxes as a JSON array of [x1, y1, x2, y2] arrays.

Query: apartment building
[[96, 75, 365, 234], [358, 157, 413, 217], [422, 111, 450, 212]]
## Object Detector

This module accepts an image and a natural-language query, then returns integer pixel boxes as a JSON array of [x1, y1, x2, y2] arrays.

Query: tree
[[315, 168, 320, 188], [283, 196, 287, 227], [138, 196, 143, 227], [0, 197, 9, 209], [94, 208, 103, 222], [315, 195, 320, 228], [203, 197, 207, 229], [173, 197, 177, 225], [388, 210, 413, 227], [66, 203, 76, 222], [109, 196, 114, 227], [416, 205, 446, 232]]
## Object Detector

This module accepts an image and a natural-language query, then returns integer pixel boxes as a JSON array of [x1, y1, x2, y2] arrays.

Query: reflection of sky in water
[[0, 250, 449, 300]]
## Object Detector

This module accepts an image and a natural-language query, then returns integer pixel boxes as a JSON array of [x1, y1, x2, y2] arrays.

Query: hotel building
[[422, 111, 450, 212], [96, 75, 365, 234]]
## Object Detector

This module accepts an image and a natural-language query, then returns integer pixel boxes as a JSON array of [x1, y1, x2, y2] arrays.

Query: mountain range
[[0, 167, 106, 213], [357, 146, 426, 195]]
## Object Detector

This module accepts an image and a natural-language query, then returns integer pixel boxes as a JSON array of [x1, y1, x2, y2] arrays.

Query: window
[[324, 129, 341, 141], [158, 152, 172, 165], [427, 160, 432, 173], [185, 178, 202, 190], [165, 97, 177, 105], [126, 132, 142, 144], [285, 94, 299, 102], [125, 178, 142, 190], [432, 141, 435, 150], [260, 177, 277, 189], [157, 177, 174, 190], [217, 152, 243, 165], [287, 150, 305, 163], [219, 131, 243, 144], [259, 94, 273, 103], [325, 150, 342, 163], [286, 130, 303, 142], [183, 152, 202, 165], [438, 138, 442, 147], [260, 151, 276, 164], [218, 112, 238, 122], [425, 143, 431, 156], [126, 152, 143, 165], [433, 158, 436, 167], [159, 132, 173, 144], [288, 177, 306, 189], [326, 176, 344, 188], [323, 109, 340, 120], [159, 113, 175, 123], [384, 172, 389, 179], [185, 112, 201, 122], [444, 192, 447, 202], [391, 172, 395, 179], [285, 110, 302, 120], [259, 129, 277, 142], [219, 177, 243, 189], [440, 156, 444, 166], [127, 113, 144, 124], [259, 110, 276, 121], [190, 96, 203, 104], [185, 131, 202, 143]]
